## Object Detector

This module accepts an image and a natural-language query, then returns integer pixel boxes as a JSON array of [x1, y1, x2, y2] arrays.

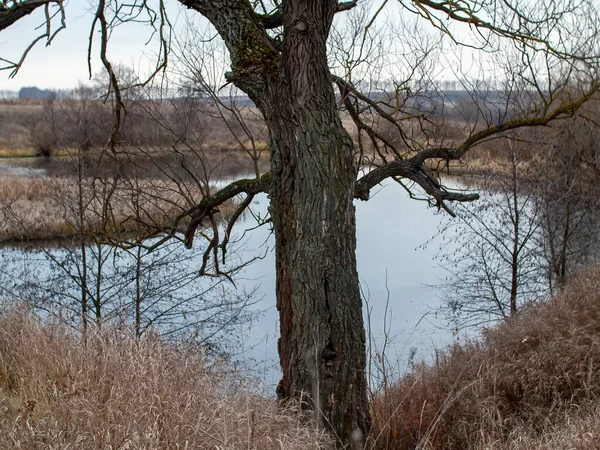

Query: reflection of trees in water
[[438, 119, 600, 331], [0, 74, 267, 357], [0, 239, 255, 354], [0, 144, 259, 356]]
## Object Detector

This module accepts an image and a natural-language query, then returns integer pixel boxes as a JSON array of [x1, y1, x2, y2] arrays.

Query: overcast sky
[[0, 0, 542, 93], [0, 0, 189, 91]]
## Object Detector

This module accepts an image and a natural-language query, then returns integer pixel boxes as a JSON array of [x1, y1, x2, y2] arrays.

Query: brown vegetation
[[0, 96, 271, 243], [371, 266, 600, 449], [0, 148, 266, 243], [3, 267, 600, 449], [0, 98, 270, 158], [0, 308, 330, 449]]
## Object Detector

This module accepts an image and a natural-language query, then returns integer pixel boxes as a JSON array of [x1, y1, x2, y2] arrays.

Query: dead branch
[[1, 1, 65, 77]]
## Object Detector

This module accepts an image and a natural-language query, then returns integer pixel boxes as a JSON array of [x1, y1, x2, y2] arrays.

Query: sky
[[0, 0, 585, 93], [1, 0, 475, 93], [0, 0, 189, 91]]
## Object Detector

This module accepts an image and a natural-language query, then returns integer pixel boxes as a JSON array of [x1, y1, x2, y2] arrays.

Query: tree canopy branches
[[4, 0, 600, 446], [4, 0, 598, 266], [0, 0, 65, 76]]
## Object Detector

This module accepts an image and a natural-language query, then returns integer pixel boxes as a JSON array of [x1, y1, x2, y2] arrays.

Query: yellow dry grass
[[0, 148, 38, 158], [0, 309, 331, 449], [0, 173, 232, 243], [371, 266, 600, 450]]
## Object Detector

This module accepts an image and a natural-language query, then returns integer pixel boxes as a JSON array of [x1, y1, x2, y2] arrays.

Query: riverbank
[[2, 266, 600, 449], [0, 142, 270, 159], [370, 265, 600, 449], [0, 309, 329, 449], [0, 150, 268, 245], [0, 148, 73, 158]]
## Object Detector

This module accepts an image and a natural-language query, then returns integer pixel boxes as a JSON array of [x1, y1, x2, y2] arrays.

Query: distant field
[[0, 98, 479, 166], [0, 101, 44, 112], [0, 102, 41, 154], [0, 98, 272, 157], [0, 148, 37, 158]]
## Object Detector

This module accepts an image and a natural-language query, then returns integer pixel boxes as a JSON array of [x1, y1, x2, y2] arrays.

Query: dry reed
[[0, 173, 240, 243], [0, 308, 331, 449], [370, 266, 600, 450]]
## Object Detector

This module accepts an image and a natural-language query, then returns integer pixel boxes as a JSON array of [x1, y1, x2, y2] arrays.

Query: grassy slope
[[0, 311, 330, 449], [371, 266, 600, 449], [3, 268, 600, 449]]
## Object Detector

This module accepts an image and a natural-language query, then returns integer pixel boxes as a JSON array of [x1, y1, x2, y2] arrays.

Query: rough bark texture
[[0, 1, 46, 32], [266, 2, 370, 446], [182, 0, 370, 446]]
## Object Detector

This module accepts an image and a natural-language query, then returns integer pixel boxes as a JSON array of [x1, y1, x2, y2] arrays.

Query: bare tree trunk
[[558, 201, 571, 287], [80, 242, 89, 336], [77, 147, 89, 336], [268, 102, 369, 447], [94, 243, 103, 330], [510, 151, 519, 317], [135, 246, 142, 338], [263, 2, 370, 445], [195, 0, 371, 443]]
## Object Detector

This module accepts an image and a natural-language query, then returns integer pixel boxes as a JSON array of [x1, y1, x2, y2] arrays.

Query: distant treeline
[[0, 86, 71, 100], [0, 78, 498, 102]]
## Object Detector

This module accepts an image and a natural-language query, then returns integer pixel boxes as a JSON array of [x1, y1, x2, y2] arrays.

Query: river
[[0, 157, 464, 390], [220, 176, 461, 388]]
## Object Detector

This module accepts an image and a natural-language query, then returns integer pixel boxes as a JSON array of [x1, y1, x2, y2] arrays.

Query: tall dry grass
[[0, 171, 241, 243], [0, 309, 330, 449], [370, 266, 600, 449]]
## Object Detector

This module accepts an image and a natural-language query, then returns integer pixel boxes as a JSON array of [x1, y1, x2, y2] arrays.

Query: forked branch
[[259, 0, 358, 29], [0, 1, 65, 77], [348, 79, 599, 215]]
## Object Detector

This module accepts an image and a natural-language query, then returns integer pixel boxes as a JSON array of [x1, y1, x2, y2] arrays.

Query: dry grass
[[0, 170, 242, 243], [0, 175, 54, 203], [0, 309, 331, 449], [475, 403, 600, 450], [370, 266, 600, 449], [0, 103, 41, 153], [0, 176, 77, 241], [0, 148, 38, 158]]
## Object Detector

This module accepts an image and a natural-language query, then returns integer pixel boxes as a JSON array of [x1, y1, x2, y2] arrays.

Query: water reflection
[[0, 157, 463, 390], [0, 157, 52, 176]]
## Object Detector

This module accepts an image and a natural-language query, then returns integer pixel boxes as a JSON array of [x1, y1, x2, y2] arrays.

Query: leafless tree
[[436, 137, 546, 330], [4, 0, 600, 446], [531, 110, 600, 292]]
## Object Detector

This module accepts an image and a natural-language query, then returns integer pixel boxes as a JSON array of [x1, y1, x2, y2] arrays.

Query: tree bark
[[183, 0, 371, 446], [264, 2, 370, 446], [0, 1, 46, 32], [510, 151, 519, 317]]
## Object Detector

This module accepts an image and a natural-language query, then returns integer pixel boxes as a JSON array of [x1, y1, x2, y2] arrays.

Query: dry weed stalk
[[370, 266, 600, 450], [0, 309, 331, 449]]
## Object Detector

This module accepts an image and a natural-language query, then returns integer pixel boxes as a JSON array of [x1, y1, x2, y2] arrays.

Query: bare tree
[[5, 1, 600, 446], [532, 111, 600, 292], [436, 137, 546, 330]]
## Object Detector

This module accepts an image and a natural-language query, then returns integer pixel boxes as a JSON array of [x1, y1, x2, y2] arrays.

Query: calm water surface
[[0, 157, 465, 388], [233, 180, 460, 387]]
